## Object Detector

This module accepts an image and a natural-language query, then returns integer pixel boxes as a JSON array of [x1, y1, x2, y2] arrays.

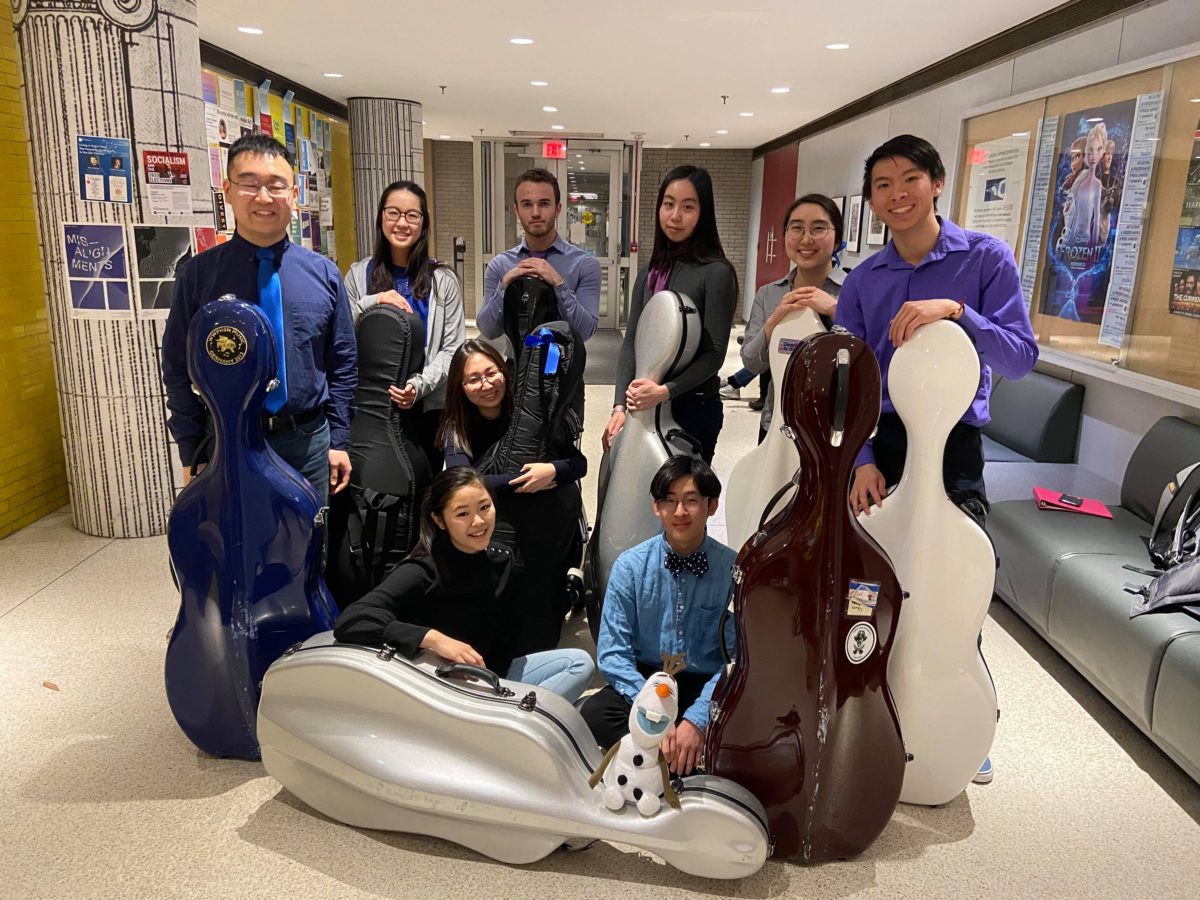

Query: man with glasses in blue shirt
[[478, 167, 601, 343], [580, 455, 736, 775], [162, 133, 356, 506]]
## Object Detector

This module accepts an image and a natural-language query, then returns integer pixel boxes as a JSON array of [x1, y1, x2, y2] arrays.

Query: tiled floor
[[2, 334, 1199, 898]]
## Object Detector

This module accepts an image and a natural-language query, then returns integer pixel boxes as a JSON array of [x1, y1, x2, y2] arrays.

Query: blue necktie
[[256, 247, 287, 414]]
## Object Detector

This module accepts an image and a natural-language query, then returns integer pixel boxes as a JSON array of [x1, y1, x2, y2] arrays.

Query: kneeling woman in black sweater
[[334, 467, 594, 701]]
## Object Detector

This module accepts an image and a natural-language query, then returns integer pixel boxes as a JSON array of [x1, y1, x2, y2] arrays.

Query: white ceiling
[[199, 0, 1067, 148]]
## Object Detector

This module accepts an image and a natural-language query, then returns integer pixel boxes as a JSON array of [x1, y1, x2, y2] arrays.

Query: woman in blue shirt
[[345, 180, 466, 469]]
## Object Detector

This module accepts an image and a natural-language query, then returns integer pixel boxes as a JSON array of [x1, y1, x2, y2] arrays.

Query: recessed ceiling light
[[421, 120, 428, 125], [1191, 97, 1200, 103], [510, 37, 533, 45], [439, 134, 450, 140], [542, 105, 558, 112], [531, 80, 549, 87], [322, 72, 343, 78], [700, 142, 711, 147], [576, 154, 583, 158], [770, 86, 790, 94], [1012, 131, 1030, 137], [579, 166, 586, 170], [739, 112, 754, 117], [825, 42, 851, 50], [715, 129, 729, 135], [551, 124, 564, 130], [237, 26, 263, 35]]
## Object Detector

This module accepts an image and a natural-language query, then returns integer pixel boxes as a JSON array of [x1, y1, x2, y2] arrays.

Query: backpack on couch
[[1125, 462, 1200, 620]]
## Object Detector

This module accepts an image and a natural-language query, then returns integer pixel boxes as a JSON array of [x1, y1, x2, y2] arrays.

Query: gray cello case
[[258, 632, 770, 879], [583, 291, 701, 638]]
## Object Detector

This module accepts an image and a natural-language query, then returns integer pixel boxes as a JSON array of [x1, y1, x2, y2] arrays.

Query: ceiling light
[[1012, 131, 1030, 137], [739, 112, 754, 117], [322, 72, 343, 78], [700, 142, 711, 147], [510, 37, 533, 45], [439, 134, 450, 140], [237, 26, 263, 35], [542, 105, 558, 112], [551, 124, 564, 130], [531, 80, 549, 87], [771, 86, 790, 94], [825, 42, 851, 50], [715, 129, 729, 135], [576, 154, 583, 158], [421, 120, 428, 125]]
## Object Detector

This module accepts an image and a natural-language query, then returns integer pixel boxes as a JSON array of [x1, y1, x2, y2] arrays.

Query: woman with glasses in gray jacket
[[345, 180, 466, 469]]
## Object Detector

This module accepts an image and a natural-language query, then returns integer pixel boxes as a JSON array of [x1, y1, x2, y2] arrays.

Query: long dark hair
[[435, 340, 514, 457], [410, 467, 494, 558], [367, 180, 445, 301], [649, 165, 736, 289]]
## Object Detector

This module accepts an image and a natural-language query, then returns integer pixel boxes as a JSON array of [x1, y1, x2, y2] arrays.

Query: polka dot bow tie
[[665, 549, 709, 579]]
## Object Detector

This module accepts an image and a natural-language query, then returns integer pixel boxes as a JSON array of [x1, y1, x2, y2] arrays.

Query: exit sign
[[543, 140, 567, 159]]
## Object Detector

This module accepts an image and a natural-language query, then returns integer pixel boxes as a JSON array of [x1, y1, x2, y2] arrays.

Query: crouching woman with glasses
[[344, 180, 466, 469], [438, 341, 587, 658]]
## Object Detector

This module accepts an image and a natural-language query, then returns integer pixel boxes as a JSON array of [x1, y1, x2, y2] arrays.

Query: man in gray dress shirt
[[478, 167, 601, 342]]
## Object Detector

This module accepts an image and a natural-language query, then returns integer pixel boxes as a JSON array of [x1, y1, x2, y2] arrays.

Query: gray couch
[[983, 371, 1084, 464], [989, 416, 1200, 784]]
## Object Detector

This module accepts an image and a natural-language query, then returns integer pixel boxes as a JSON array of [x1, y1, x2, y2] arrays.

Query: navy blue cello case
[[164, 297, 338, 759]]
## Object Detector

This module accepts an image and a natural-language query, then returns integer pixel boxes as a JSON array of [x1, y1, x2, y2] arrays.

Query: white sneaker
[[972, 756, 994, 784], [719, 383, 741, 401]]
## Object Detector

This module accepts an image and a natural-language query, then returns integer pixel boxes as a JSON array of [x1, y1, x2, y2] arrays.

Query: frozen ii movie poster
[[1039, 98, 1136, 324]]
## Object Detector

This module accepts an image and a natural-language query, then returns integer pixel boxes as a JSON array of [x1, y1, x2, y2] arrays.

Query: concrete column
[[12, 0, 210, 536], [347, 96, 424, 260]]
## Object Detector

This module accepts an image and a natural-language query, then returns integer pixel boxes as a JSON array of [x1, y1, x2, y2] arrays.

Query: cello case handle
[[664, 427, 703, 457], [831, 348, 850, 447], [435, 663, 517, 697]]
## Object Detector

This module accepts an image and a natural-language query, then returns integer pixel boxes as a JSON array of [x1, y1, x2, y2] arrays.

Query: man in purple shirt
[[478, 168, 601, 342], [835, 134, 1038, 520]]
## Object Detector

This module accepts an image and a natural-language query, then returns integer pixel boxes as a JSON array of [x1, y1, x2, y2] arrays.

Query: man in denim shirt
[[581, 456, 736, 775]]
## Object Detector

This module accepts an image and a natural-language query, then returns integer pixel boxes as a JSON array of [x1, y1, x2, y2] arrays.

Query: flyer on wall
[[1038, 98, 1136, 324], [142, 150, 192, 215], [62, 223, 132, 319], [132, 225, 193, 320], [1169, 118, 1200, 320], [962, 134, 1030, 251], [76, 134, 132, 204]]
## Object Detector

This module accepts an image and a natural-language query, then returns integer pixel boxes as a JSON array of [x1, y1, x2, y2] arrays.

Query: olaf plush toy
[[588, 655, 687, 817]]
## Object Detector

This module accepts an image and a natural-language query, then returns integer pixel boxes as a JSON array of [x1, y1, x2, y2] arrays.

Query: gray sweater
[[344, 259, 466, 411], [614, 259, 738, 405]]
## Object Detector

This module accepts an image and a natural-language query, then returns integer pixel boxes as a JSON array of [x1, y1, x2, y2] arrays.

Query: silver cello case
[[583, 290, 701, 639], [258, 632, 769, 879]]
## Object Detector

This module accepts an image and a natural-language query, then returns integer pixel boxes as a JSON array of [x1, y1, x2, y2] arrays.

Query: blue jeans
[[506, 649, 594, 703], [727, 367, 756, 389], [267, 417, 331, 506]]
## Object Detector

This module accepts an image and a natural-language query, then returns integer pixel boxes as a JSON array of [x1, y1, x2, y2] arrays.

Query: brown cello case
[[705, 328, 906, 862]]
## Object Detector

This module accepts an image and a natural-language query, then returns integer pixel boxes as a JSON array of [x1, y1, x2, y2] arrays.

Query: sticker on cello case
[[777, 337, 802, 354], [205, 325, 248, 365], [845, 622, 877, 664], [846, 579, 880, 617]]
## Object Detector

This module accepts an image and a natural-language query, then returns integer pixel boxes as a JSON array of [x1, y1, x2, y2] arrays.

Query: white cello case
[[723, 308, 824, 553], [858, 320, 998, 805], [591, 291, 700, 606], [258, 632, 769, 879]]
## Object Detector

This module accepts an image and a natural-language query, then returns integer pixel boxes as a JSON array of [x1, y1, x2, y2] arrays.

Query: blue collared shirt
[[478, 235, 601, 340], [596, 533, 737, 731], [834, 217, 1038, 468], [162, 233, 357, 461]]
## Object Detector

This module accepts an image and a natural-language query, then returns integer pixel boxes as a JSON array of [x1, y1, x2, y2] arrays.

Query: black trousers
[[414, 407, 445, 477], [671, 392, 723, 464], [872, 413, 989, 516], [580, 662, 712, 750]]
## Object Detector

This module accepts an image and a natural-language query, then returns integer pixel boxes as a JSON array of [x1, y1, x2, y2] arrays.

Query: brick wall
[[638, 148, 753, 317], [0, 2, 68, 537], [431, 140, 478, 317]]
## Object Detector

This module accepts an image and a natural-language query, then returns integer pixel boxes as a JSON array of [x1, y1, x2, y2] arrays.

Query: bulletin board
[[955, 47, 1200, 391], [198, 65, 357, 269]]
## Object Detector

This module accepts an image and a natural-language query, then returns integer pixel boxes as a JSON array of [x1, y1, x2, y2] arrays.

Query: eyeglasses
[[786, 222, 833, 239], [383, 207, 425, 225], [232, 180, 293, 198], [464, 368, 504, 389]]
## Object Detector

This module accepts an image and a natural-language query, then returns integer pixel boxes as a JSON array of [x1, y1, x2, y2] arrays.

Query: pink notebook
[[1033, 485, 1113, 519]]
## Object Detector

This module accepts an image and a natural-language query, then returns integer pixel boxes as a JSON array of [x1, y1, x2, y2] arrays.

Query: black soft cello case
[[475, 320, 585, 476], [502, 275, 560, 364], [327, 305, 433, 607]]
